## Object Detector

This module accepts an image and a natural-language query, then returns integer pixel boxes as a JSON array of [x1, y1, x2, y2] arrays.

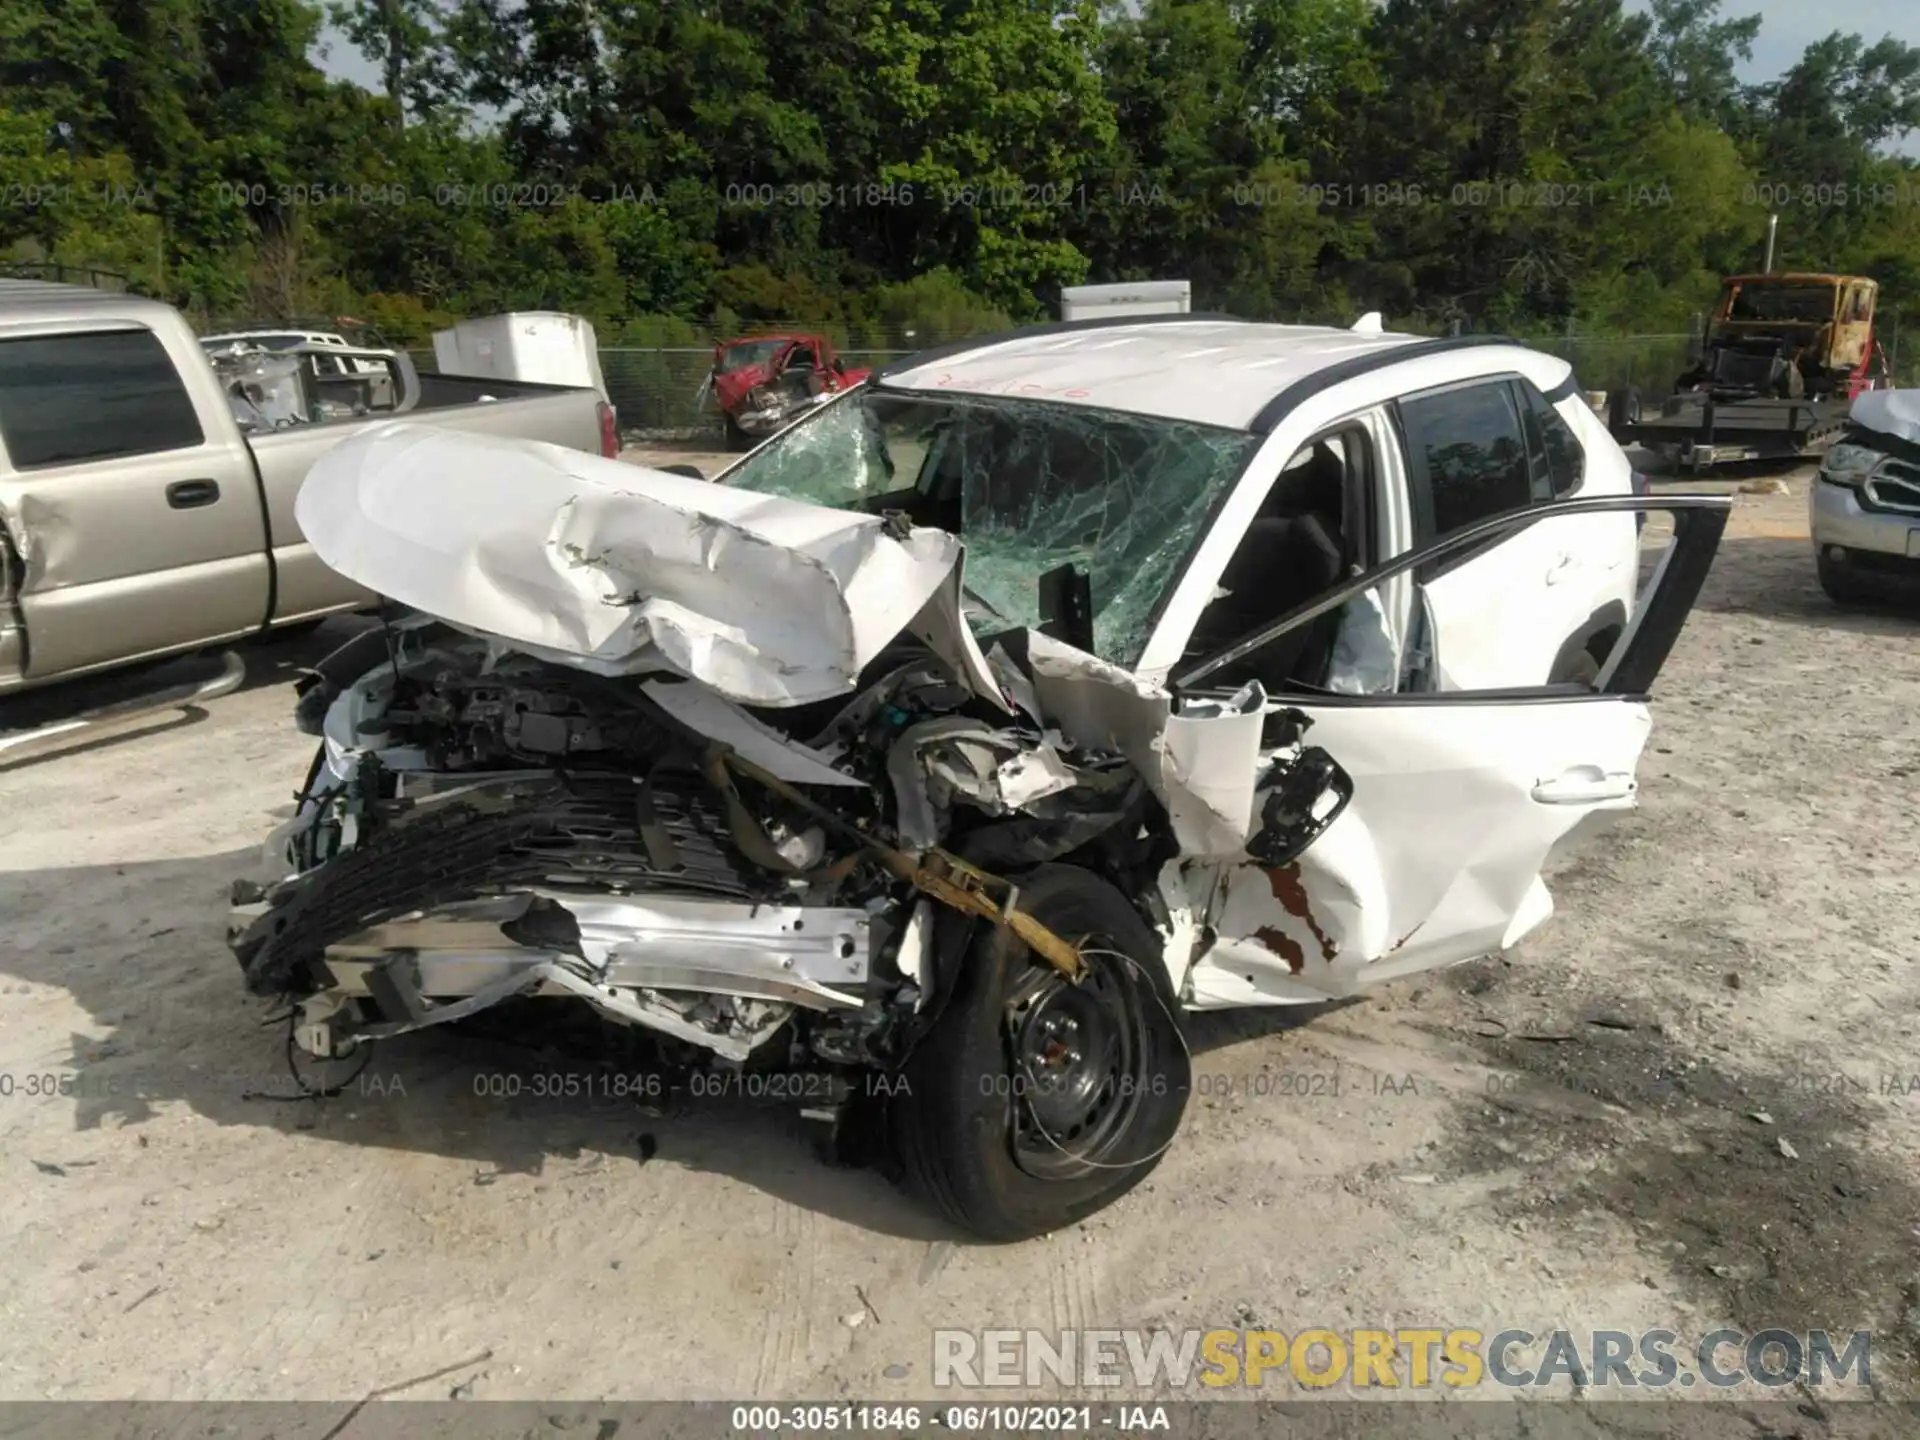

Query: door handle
[[166, 479, 221, 509], [1531, 769, 1636, 805]]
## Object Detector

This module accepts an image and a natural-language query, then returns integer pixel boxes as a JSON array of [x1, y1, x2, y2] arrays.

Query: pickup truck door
[[0, 322, 268, 682], [1169, 494, 1728, 1005]]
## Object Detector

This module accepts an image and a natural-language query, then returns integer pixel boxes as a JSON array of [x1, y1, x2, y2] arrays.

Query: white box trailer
[[432, 311, 609, 401], [1059, 280, 1191, 321]]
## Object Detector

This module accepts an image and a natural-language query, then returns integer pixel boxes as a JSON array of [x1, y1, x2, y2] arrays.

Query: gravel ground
[[0, 461, 1915, 1408]]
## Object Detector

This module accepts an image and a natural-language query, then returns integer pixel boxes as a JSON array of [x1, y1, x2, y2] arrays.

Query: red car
[[705, 333, 872, 450]]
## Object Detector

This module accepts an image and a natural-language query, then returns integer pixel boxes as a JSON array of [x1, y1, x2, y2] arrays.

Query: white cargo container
[[432, 312, 609, 401], [1058, 280, 1191, 321]]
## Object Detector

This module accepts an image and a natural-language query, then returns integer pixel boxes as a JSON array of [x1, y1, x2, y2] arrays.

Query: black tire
[[887, 864, 1191, 1242], [724, 414, 754, 452], [1549, 648, 1602, 687], [1817, 553, 1865, 606]]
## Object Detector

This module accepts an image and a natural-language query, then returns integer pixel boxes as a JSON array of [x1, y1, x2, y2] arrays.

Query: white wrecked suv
[[231, 317, 1728, 1240]]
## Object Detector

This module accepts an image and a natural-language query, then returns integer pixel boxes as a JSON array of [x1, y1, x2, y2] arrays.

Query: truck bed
[[0, 280, 614, 696], [248, 375, 612, 621]]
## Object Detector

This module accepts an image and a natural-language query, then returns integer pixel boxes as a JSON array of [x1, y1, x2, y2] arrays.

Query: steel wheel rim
[[1005, 939, 1152, 1180]]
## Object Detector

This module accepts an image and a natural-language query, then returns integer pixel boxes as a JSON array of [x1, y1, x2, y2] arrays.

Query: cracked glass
[[721, 389, 1260, 668]]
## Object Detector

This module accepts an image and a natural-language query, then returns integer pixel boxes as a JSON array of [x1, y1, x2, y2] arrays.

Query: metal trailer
[[1607, 389, 1853, 472]]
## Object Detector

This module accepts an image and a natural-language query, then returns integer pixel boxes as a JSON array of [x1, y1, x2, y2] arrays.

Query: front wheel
[[887, 864, 1191, 1242], [1817, 553, 1866, 606]]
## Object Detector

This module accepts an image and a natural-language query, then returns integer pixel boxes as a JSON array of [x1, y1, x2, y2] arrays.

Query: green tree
[[1643, 0, 1762, 130], [327, 0, 464, 124]]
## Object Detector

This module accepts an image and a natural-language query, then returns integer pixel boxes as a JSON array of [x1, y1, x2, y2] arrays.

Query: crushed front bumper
[[230, 886, 873, 1062], [227, 767, 882, 1061]]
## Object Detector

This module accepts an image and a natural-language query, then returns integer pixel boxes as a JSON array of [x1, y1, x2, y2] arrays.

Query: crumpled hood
[[296, 423, 967, 706], [1850, 389, 1920, 447]]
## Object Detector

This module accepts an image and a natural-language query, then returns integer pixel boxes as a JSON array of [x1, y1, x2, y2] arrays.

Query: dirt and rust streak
[[1264, 862, 1336, 962], [1388, 921, 1426, 955], [1253, 927, 1307, 974]]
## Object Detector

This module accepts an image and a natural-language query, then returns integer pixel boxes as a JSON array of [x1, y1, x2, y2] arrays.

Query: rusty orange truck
[[1609, 272, 1891, 470]]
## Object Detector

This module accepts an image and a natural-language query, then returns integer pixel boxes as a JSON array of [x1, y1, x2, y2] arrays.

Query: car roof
[[878, 318, 1462, 431], [0, 278, 180, 330], [203, 330, 349, 343], [1722, 273, 1871, 287]]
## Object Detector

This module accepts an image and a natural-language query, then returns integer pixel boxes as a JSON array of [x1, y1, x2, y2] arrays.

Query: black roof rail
[[1247, 334, 1524, 433]]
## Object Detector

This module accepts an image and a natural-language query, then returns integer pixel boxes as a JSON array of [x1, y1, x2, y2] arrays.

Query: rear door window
[[1516, 379, 1585, 499], [0, 328, 203, 469], [1396, 379, 1532, 541]]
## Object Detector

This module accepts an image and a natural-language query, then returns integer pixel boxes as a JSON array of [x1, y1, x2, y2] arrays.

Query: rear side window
[[0, 329, 203, 469], [1397, 379, 1532, 538], [1518, 379, 1585, 498]]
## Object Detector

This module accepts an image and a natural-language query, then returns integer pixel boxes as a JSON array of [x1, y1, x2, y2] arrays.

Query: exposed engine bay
[[231, 617, 1345, 1077], [226, 423, 1362, 1238]]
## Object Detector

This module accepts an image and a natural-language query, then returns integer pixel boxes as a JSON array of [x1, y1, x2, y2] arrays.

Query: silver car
[[1810, 390, 1920, 604]]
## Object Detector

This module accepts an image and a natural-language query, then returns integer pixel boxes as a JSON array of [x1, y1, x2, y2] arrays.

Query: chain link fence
[[411, 325, 957, 441], [1534, 334, 1695, 400], [414, 323, 1707, 442]]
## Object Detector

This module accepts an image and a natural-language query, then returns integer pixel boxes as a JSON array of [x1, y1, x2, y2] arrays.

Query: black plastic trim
[[1246, 334, 1524, 434]]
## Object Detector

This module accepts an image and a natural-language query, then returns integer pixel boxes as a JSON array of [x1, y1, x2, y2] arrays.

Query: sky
[[1684, 0, 1920, 84]]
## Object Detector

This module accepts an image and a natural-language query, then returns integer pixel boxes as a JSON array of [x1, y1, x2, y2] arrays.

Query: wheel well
[[1549, 602, 1629, 682]]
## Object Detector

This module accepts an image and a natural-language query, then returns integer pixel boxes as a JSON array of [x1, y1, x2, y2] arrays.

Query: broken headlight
[[1819, 441, 1882, 489]]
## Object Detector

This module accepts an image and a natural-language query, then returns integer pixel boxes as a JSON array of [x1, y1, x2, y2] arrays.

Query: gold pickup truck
[[0, 279, 618, 696]]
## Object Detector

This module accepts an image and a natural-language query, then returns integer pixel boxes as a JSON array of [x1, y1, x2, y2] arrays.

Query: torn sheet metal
[[1025, 632, 1266, 856], [315, 892, 869, 1051], [0, 491, 55, 588], [888, 717, 1007, 848], [902, 562, 1013, 713], [325, 955, 785, 1061], [987, 642, 1043, 724], [296, 422, 964, 706], [995, 742, 1077, 809], [638, 679, 862, 787], [344, 891, 873, 994], [886, 717, 1083, 848], [1153, 859, 1208, 997]]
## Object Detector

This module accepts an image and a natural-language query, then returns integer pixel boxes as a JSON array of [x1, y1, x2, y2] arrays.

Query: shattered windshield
[[720, 388, 1260, 668], [1724, 283, 1836, 324], [718, 339, 790, 372]]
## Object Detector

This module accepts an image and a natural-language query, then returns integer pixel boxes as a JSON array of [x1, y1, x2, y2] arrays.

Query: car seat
[[1188, 445, 1349, 690]]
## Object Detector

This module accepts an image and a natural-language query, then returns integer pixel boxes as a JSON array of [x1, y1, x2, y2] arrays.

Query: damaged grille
[[236, 772, 759, 994], [1864, 462, 1920, 516]]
